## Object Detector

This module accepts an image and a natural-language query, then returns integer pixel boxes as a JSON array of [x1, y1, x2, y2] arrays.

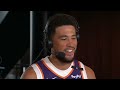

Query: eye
[[72, 37, 76, 39], [72, 36, 77, 39], [61, 37, 67, 40]]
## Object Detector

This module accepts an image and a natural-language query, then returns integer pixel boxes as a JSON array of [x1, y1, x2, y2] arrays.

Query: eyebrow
[[59, 35, 76, 38]]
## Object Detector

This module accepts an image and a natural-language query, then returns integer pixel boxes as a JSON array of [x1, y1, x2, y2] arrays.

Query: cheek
[[53, 41, 66, 50], [71, 40, 78, 49], [75, 41, 78, 47]]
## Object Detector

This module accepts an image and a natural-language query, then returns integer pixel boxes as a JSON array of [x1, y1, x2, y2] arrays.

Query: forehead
[[55, 25, 76, 35]]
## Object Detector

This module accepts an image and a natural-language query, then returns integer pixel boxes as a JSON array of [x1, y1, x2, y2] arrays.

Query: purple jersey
[[36, 59, 83, 79]]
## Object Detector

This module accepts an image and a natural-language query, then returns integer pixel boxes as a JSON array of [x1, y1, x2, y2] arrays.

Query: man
[[20, 13, 96, 79]]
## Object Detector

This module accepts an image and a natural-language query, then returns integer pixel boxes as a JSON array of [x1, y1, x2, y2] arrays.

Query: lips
[[65, 49, 74, 56], [66, 49, 73, 52]]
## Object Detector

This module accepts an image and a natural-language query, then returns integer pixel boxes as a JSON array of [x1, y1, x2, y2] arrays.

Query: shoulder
[[84, 65, 96, 79], [20, 65, 37, 79], [78, 61, 96, 79]]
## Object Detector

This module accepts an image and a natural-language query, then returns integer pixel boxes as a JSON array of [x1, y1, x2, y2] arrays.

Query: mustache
[[64, 46, 76, 52]]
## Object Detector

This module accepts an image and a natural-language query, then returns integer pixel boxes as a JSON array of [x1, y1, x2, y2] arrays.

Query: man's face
[[52, 25, 78, 63]]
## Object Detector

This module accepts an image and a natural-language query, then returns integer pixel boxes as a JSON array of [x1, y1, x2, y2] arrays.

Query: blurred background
[[0, 11, 120, 79]]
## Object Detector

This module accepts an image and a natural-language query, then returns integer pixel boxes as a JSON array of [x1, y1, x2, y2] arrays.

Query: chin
[[66, 55, 74, 60], [64, 56, 74, 63]]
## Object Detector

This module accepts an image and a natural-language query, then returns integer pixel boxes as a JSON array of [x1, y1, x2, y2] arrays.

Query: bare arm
[[20, 66, 37, 79], [84, 65, 96, 79]]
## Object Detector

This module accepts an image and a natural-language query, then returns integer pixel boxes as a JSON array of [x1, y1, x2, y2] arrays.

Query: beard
[[57, 56, 74, 63], [51, 47, 76, 63], [55, 51, 75, 63]]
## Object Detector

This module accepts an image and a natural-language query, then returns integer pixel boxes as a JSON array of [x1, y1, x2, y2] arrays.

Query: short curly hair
[[43, 13, 80, 48]]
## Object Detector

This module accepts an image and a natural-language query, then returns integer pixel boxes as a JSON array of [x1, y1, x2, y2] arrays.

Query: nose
[[67, 38, 73, 47]]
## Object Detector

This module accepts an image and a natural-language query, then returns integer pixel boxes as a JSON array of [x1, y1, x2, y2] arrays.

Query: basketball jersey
[[31, 56, 88, 79]]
